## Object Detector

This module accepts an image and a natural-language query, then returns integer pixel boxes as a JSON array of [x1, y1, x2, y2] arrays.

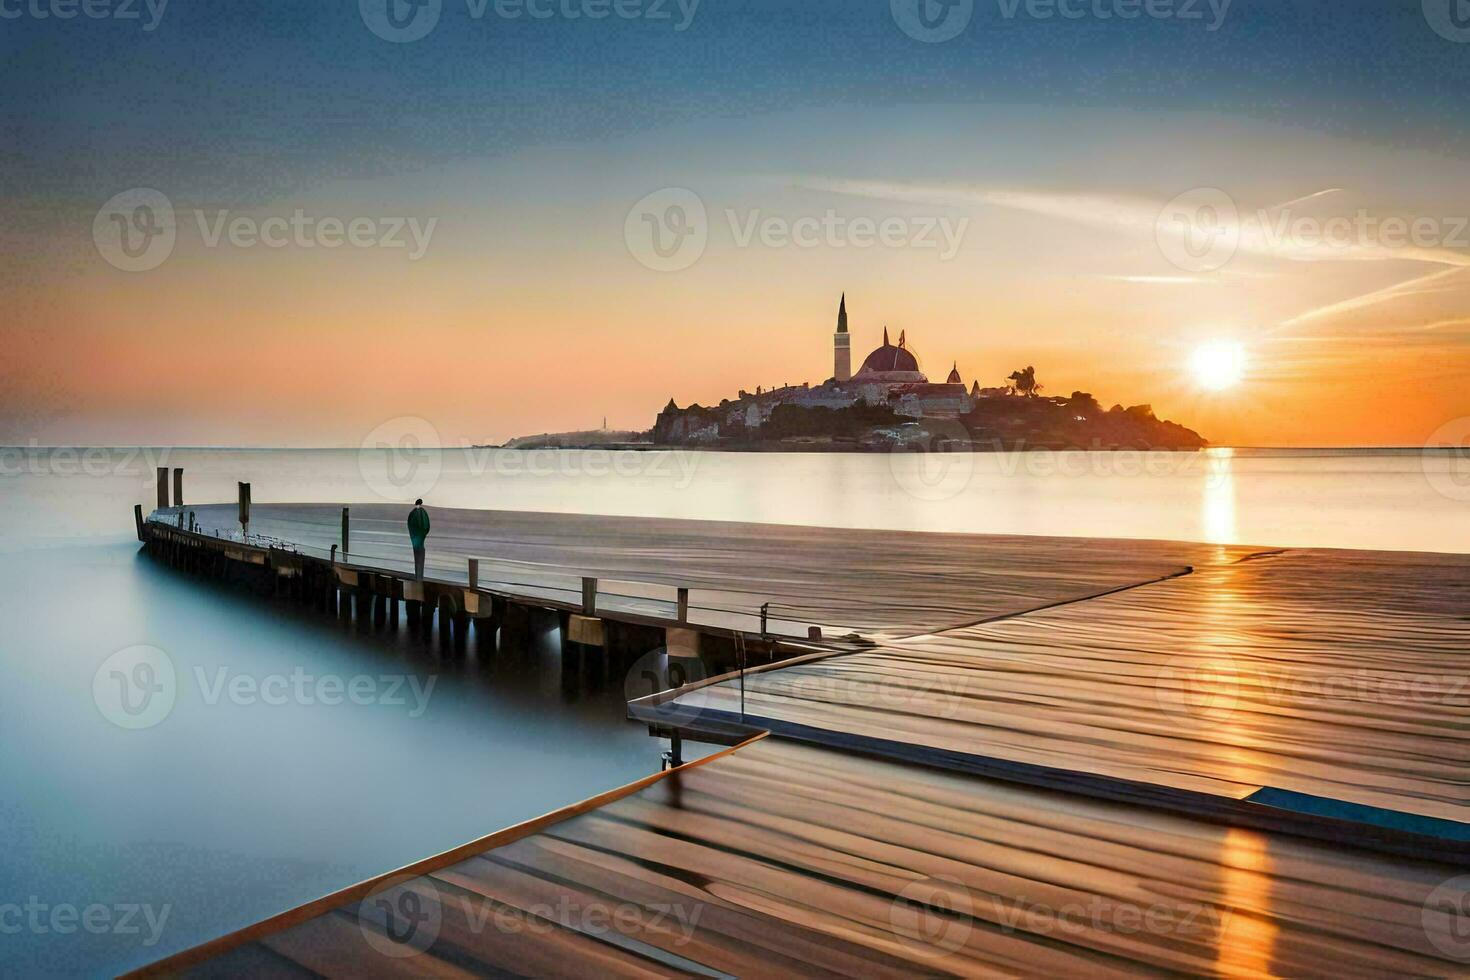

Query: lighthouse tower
[[833, 293, 852, 383]]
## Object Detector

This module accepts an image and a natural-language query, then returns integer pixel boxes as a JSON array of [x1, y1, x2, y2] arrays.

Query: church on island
[[655, 295, 989, 444]]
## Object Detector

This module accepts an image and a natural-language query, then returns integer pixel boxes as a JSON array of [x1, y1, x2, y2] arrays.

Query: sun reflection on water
[[1203, 447, 1237, 544]]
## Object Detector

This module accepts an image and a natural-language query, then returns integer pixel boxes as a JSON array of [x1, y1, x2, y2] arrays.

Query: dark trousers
[[413, 545, 425, 580]]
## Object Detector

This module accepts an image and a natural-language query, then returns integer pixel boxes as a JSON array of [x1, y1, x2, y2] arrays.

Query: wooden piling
[[172, 468, 183, 507], [237, 483, 251, 535], [156, 467, 169, 509], [134, 504, 145, 542]]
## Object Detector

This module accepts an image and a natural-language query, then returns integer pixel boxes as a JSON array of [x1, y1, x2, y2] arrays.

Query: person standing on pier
[[407, 499, 431, 580]]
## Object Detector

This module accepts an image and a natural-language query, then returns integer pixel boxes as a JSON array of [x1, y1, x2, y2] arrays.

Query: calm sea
[[1, 446, 1466, 976]]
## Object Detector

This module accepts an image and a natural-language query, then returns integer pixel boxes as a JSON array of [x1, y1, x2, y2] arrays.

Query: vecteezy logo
[[1156, 188, 1241, 273], [358, 416, 443, 502], [359, 0, 442, 42], [889, 876, 973, 957], [624, 648, 712, 728], [1423, 417, 1470, 502], [359, 876, 442, 958], [624, 188, 708, 272], [1424, 0, 1470, 43], [1155, 658, 1240, 721], [891, 0, 974, 43], [93, 189, 176, 272], [887, 418, 974, 502], [93, 646, 177, 730], [1423, 876, 1470, 961]]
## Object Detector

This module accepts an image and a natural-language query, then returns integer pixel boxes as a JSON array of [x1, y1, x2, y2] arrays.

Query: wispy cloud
[[795, 177, 1470, 268], [1277, 266, 1470, 330]]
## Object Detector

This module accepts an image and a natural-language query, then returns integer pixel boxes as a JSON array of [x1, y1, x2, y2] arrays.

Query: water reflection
[[1215, 827, 1279, 976], [1202, 447, 1238, 544]]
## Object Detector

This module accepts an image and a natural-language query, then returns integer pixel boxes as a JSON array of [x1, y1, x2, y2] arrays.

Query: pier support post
[[133, 504, 145, 542], [172, 468, 183, 508], [437, 602, 452, 652], [341, 508, 350, 554], [500, 600, 531, 654], [468, 559, 479, 590], [581, 578, 597, 616], [677, 587, 689, 624], [453, 611, 469, 654], [156, 468, 169, 510], [238, 482, 251, 537]]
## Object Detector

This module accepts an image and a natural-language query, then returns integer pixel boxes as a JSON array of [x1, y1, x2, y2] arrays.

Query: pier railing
[[145, 509, 846, 641]]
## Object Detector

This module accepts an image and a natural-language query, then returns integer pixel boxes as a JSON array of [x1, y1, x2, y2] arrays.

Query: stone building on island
[[655, 295, 977, 444]]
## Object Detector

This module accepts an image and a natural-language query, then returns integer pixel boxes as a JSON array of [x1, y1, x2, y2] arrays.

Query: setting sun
[[1191, 341, 1247, 391]]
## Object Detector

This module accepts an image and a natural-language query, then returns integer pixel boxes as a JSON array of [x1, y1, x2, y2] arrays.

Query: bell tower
[[833, 293, 851, 383]]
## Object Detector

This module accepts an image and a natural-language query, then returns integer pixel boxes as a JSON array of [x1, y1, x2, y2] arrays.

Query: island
[[504, 295, 1206, 453]]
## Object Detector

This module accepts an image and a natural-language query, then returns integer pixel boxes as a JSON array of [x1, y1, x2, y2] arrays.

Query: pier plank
[[648, 549, 1470, 825], [172, 503, 1247, 637], [155, 739, 1467, 977]]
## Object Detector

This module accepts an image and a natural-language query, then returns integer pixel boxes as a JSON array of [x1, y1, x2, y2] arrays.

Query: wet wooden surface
[[654, 549, 1470, 823], [175, 503, 1249, 637], [163, 739, 1469, 978]]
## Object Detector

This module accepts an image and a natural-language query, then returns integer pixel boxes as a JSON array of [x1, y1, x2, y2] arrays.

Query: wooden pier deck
[[170, 503, 1245, 639], [635, 547, 1470, 852], [137, 737, 1468, 978], [133, 493, 1470, 975]]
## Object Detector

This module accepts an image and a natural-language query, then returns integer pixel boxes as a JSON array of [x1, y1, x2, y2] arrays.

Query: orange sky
[[5, 106, 1469, 448]]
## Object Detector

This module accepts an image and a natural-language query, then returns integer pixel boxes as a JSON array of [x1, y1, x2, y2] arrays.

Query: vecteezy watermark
[[465, 446, 702, 488], [887, 419, 976, 502], [93, 189, 438, 272], [891, 0, 1229, 43], [1423, 0, 1470, 43], [359, 416, 444, 502], [1423, 417, 1470, 502], [726, 209, 968, 261], [93, 646, 439, 730], [0, 444, 173, 479], [93, 646, 178, 730], [624, 188, 969, 272], [359, 877, 443, 958], [193, 666, 437, 717], [782, 671, 970, 719], [0, 899, 171, 947], [987, 894, 1231, 940], [889, 877, 974, 957], [359, 0, 699, 43], [1157, 656, 1470, 722], [624, 649, 711, 728], [0, 0, 168, 31], [356, 876, 707, 959], [891, 0, 973, 43], [624, 187, 709, 272], [1423, 876, 1470, 962], [1156, 187, 1470, 273], [93, 188, 177, 273]]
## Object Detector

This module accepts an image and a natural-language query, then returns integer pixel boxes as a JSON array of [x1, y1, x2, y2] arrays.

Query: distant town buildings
[[656, 295, 982, 444]]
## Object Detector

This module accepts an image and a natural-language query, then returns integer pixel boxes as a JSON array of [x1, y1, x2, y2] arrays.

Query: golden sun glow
[[1191, 341, 1247, 391]]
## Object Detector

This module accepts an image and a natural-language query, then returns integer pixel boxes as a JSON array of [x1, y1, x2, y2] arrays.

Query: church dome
[[860, 343, 920, 375], [853, 328, 928, 383]]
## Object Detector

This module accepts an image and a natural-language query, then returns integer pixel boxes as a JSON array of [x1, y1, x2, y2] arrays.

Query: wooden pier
[[130, 481, 1470, 976], [136, 737, 1468, 977]]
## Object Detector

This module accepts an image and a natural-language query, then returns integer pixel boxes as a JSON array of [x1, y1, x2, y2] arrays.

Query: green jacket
[[407, 506, 430, 548]]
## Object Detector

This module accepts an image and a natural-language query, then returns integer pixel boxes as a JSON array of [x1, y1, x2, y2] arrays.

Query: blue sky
[[5, 0, 1466, 206], [3, 0, 1470, 445]]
